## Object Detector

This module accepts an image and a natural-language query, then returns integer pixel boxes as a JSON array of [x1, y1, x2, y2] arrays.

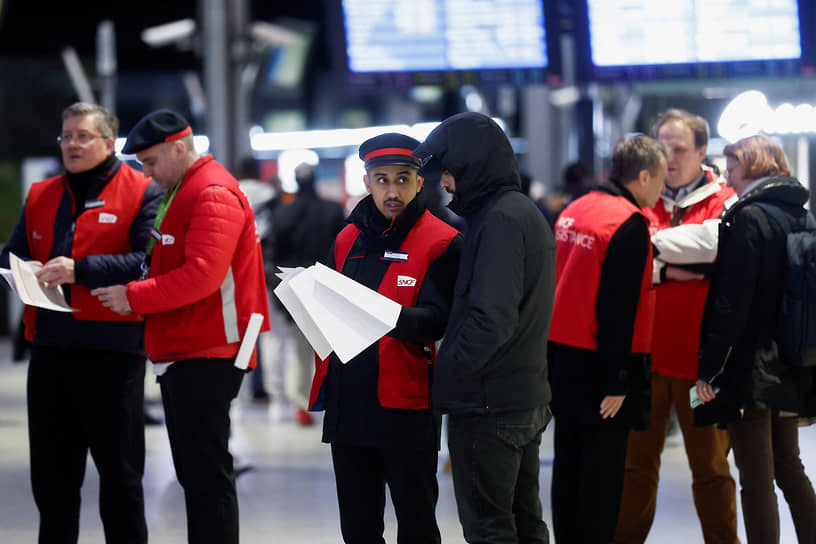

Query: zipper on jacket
[[708, 345, 732, 383]]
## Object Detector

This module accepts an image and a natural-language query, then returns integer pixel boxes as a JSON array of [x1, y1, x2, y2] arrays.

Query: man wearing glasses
[[0, 102, 163, 543]]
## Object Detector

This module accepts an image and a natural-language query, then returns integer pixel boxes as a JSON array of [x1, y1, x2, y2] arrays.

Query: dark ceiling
[[0, 0, 330, 156], [0, 0, 327, 70]]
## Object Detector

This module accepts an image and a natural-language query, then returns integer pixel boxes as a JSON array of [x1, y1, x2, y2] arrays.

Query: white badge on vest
[[98, 212, 118, 224], [383, 250, 408, 262], [162, 234, 175, 246], [85, 199, 105, 209]]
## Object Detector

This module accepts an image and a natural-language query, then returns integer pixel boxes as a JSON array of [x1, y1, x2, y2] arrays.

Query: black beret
[[358, 133, 422, 170], [122, 109, 192, 154]]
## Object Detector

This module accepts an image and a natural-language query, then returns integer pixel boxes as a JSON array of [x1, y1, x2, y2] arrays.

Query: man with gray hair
[[0, 102, 163, 543], [548, 135, 668, 543]]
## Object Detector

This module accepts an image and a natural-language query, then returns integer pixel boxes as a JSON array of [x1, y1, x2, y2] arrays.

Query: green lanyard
[[145, 181, 181, 259]]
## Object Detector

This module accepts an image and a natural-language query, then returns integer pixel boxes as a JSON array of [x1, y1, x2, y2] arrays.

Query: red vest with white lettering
[[22, 166, 148, 340], [549, 191, 655, 353], [141, 156, 270, 366], [309, 210, 459, 410], [643, 180, 734, 379]]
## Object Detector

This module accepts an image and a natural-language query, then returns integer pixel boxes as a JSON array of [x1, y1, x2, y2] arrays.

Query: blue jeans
[[448, 406, 551, 544]]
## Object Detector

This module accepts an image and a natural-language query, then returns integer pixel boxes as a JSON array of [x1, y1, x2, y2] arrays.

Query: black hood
[[414, 112, 520, 217]]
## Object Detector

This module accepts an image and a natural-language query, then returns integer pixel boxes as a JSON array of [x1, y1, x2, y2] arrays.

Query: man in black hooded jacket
[[413, 112, 556, 543]]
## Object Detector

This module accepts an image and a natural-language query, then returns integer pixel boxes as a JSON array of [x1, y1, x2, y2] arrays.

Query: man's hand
[[91, 285, 133, 315], [695, 379, 717, 404], [665, 266, 704, 282], [35, 257, 75, 287], [600, 395, 625, 419]]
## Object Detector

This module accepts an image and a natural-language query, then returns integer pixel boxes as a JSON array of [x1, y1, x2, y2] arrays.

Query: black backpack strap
[[755, 202, 793, 234]]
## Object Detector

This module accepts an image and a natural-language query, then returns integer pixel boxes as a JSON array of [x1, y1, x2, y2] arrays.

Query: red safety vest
[[309, 210, 459, 410], [549, 191, 655, 353], [22, 166, 148, 340]]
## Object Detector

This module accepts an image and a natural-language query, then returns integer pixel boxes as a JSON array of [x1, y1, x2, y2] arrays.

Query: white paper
[[273, 263, 401, 364], [234, 312, 265, 370], [273, 270, 333, 360], [1, 253, 75, 312]]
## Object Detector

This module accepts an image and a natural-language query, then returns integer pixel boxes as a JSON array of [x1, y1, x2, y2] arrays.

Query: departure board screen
[[587, 0, 801, 67], [342, 0, 548, 73]]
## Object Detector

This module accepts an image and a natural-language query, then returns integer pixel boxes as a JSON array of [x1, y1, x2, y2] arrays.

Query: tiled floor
[[0, 333, 814, 543]]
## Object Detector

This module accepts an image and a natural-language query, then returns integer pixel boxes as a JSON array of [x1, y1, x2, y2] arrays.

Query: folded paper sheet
[[0, 253, 75, 312], [273, 267, 333, 361], [273, 263, 401, 364]]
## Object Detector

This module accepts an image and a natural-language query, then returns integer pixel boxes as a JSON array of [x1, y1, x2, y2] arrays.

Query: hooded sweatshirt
[[414, 112, 557, 414]]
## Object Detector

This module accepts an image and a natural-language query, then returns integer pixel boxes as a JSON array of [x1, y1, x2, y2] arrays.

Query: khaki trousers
[[614, 373, 739, 544]]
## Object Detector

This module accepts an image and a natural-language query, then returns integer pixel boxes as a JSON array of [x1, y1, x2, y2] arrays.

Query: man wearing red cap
[[93, 109, 270, 544], [309, 132, 462, 543]]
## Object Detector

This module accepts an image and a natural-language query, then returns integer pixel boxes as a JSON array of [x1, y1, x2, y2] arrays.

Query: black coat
[[417, 112, 557, 415], [697, 176, 816, 425], [270, 185, 346, 268]]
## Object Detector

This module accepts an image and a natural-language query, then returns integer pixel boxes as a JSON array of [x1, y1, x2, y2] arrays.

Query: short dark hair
[[62, 102, 118, 139], [609, 135, 670, 183], [651, 108, 709, 149]]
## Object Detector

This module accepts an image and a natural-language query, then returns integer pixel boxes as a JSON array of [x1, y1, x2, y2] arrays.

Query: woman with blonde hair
[[696, 134, 816, 543]]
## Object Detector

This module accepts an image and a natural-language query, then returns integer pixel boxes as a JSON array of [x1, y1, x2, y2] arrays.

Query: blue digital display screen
[[587, 0, 801, 67], [342, 0, 548, 73]]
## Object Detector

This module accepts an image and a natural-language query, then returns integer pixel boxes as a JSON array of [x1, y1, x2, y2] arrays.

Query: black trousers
[[448, 406, 551, 544], [330, 443, 441, 544], [27, 345, 147, 544], [551, 418, 629, 544], [158, 358, 244, 544]]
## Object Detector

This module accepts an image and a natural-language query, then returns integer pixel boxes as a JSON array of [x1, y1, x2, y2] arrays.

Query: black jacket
[[415, 112, 557, 415], [269, 183, 346, 269], [321, 191, 462, 448], [697, 176, 816, 425]]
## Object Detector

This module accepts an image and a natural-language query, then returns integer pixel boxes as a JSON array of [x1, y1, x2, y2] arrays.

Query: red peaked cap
[[358, 132, 422, 170]]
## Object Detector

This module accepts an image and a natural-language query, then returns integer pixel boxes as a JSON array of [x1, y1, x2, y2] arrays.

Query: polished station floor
[[1, 334, 814, 543]]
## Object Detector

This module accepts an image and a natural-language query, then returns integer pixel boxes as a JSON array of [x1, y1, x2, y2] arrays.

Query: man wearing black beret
[[92, 109, 270, 544], [308, 132, 462, 543]]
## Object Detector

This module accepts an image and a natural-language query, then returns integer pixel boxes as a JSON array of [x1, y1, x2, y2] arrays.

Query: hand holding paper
[[273, 263, 401, 363], [0, 253, 75, 312]]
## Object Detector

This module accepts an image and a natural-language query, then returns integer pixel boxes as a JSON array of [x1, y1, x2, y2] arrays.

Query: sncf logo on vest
[[555, 216, 595, 250], [397, 275, 417, 287]]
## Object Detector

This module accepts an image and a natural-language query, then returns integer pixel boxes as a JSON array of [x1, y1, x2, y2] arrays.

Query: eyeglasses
[[57, 132, 104, 146]]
